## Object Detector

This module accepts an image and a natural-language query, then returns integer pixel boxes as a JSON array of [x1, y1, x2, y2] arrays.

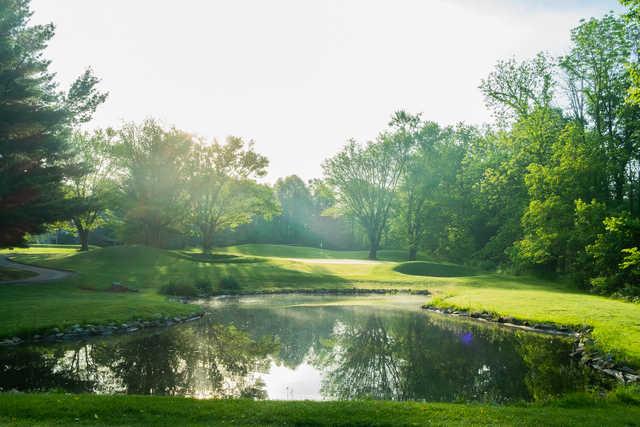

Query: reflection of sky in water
[[262, 359, 323, 400]]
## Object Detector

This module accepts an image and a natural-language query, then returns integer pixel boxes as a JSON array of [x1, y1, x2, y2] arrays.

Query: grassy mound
[[394, 261, 474, 277]]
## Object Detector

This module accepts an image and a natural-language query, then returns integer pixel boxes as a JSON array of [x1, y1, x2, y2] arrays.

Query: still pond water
[[0, 295, 606, 402]]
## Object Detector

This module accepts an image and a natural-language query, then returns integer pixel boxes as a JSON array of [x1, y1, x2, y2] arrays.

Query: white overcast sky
[[31, 0, 623, 182]]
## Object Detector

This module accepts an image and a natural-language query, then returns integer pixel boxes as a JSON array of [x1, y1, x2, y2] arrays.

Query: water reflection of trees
[[0, 324, 276, 398], [0, 300, 594, 402], [311, 311, 589, 402], [207, 301, 337, 369], [314, 316, 405, 400], [0, 346, 96, 393], [207, 301, 589, 402]]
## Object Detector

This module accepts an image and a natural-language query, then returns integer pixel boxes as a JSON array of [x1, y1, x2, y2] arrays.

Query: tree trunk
[[408, 244, 418, 261], [615, 173, 624, 204], [368, 234, 379, 260], [79, 229, 90, 251], [201, 228, 214, 254], [368, 245, 378, 260], [201, 238, 213, 254]]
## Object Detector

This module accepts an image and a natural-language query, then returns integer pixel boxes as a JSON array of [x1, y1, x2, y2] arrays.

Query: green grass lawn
[[1, 391, 639, 426], [1, 243, 640, 367]]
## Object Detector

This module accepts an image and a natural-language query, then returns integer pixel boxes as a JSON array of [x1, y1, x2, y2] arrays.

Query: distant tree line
[[4, 0, 640, 296]]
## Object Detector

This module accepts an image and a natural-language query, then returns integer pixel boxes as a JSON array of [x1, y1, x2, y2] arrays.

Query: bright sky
[[31, 0, 623, 182]]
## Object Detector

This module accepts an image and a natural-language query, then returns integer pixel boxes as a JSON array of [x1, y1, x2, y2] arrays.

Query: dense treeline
[[319, 11, 640, 296], [4, 0, 640, 295]]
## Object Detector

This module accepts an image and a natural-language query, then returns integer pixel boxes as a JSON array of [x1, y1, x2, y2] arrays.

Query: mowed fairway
[[1, 244, 640, 366]]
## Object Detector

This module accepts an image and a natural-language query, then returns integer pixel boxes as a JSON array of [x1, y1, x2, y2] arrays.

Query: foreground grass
[[2, 244, 640, 367], [1, 392, 639, 426]]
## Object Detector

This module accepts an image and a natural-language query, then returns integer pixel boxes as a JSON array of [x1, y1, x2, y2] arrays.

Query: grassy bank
[[1, 391, 639, 426], [0, 267, 37, 281], [1, 244, 640, 367]]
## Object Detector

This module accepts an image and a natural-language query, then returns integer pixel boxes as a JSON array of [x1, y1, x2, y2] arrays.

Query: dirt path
[[0, 256, 74, 284]]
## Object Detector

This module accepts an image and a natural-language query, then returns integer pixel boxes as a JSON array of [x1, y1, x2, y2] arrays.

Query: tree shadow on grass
[[205, 261, 351, 289], [459, 273, 591, 296], [393, 261, 476, 278], [172, 251, 266, 264]]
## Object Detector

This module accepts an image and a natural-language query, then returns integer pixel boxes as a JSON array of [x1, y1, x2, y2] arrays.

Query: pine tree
[[0, 0, 106, 246]]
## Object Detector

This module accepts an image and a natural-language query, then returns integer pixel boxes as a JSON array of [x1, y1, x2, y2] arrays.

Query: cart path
[[0, 256, 74, 284]]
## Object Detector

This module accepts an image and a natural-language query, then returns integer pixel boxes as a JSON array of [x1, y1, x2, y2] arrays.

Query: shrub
[[194, 279, 213, 296], [219, 276, 240, 292], [159, 282, 198, 297]]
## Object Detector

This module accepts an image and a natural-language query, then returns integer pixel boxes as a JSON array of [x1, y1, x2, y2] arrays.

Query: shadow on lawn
[[394, 261, 476, 278], [172, 251, 266, 264]]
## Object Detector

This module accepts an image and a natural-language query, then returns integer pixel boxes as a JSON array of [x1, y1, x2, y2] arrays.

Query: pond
[[0, 294, 608, 402]]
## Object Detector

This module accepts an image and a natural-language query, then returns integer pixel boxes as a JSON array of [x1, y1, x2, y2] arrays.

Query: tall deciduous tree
[[479, 52, 555, 124], [621, 0, 640, 104], [274, 175, 314, 244], [185, 137, 275, 252], [63, 130, 115, 251], [323, 121, 413, 259], [0, 0, 106, 246], [112, 120, 192, 247], [560, 14, 637, 207]]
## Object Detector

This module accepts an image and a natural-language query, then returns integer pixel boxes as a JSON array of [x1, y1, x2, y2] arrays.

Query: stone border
[[423, 304, 640, 384], [0, 313, 205, 346]]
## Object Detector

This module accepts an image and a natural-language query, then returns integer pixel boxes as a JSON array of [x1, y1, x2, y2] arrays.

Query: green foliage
[[61, 130, 117, 250], [194, 278, 213, 295], [586, 215, 640, 294], [184, 136, 276, 252], [219, 275, 241, 292], [111, 120, 193, 247], [323, 114, 415, 259], [159, 281, 199, 298], [621, 247, 640, 276], [480, 52, 555, 124]]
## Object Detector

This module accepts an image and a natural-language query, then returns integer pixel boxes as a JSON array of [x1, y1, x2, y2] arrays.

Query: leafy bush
[[585, 215, 640, 295], [194, 279, 213, 296], [219, 276, 240, 292], [159, 282, 198, 297]]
